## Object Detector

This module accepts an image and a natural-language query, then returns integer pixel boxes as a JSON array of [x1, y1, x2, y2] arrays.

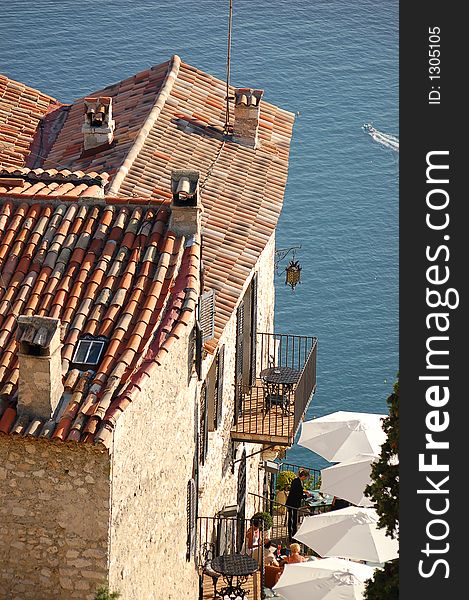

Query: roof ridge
[[106, 55, 181, 196]]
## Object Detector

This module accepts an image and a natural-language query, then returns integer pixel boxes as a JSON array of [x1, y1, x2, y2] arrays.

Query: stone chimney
[[169, 169, 202, 237], [16, 316, 64, 419], [233, 88, 264, 148], [82, 96, 115, 152]]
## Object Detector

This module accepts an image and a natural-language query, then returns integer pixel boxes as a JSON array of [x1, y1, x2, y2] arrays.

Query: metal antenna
[[224, 0, 233, 133]]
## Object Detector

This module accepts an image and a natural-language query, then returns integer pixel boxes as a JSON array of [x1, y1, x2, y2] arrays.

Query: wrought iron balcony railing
[[197, 516, 264, 599], [232, 333, 318, 446]]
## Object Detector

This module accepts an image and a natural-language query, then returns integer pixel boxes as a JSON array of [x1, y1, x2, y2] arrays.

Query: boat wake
[[363, 123, 399, 152]]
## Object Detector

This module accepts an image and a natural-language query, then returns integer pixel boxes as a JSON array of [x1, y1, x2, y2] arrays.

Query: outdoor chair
[[264, 388, 288, 414], [264, 564, 282, 589], [200, 542, 220, 596], [261, 375, 288, 415]]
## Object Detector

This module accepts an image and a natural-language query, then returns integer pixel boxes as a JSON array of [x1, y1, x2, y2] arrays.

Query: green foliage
[[364, 561, 399, 600], [303, 474, 321, 491], [365, 377, 399, 538], [276, 470, 296, 492], [363, 376, 399, 600], [94, 585, 121, 600], [251, 511, 274, 531]]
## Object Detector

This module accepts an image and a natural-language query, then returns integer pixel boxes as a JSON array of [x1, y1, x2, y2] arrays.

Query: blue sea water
[[1, 0, 398, 470]]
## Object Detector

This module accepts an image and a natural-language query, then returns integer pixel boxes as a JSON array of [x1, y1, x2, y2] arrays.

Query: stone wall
[[108, 322, 200, 600], [108, 233, 276, 599], [0, 436, 110, 600], [198, 233, 276, 520]]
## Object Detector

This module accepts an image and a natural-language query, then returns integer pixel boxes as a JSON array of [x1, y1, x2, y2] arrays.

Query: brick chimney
[[82, 96, 115, 152], [233, 88, 264, 148], [169, 169, 203, 237], [16, 316, 64, 419]]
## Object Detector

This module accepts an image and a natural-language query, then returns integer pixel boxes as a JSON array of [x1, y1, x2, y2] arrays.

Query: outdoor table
[[211, 553, 258, 599], [260, 367, 301, 415], [302, 491, 334, 515]]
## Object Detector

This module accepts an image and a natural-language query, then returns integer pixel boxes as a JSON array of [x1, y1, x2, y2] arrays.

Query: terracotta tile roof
[[0, 198, 199, 445], [0, 74, 62, 168], [114, 58, 295, 351], [42, 60, 173, 180], [0, 55, 294, 445], [0, 166, 110, 198]]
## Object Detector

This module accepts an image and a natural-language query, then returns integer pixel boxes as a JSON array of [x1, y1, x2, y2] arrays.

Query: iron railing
[[232, 333, 318, 445], [197, 516, 265, 597], [258, 332, 317, 373], [293, 341, 318, 437], [248, 488, 331, 541], [277, 462, 322, 490]]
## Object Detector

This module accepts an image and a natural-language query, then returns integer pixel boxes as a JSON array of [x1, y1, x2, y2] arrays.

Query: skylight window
[[72, 339, 106, 366]]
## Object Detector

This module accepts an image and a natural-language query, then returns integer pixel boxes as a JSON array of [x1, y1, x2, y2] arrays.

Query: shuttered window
[[195, 321, 203, 380], [186, 478, 197, 561], [199, 383, 209, 465], [188, 326, 196, 379], [234, 302, 244, 423], [199, 289, 216, 342], [236, 448, 247, 552], [213, 345, 225, 429], [249, 273, 258, 386]]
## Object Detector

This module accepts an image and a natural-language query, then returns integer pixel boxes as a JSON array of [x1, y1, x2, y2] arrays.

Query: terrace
[[231, 333, 318, 446]]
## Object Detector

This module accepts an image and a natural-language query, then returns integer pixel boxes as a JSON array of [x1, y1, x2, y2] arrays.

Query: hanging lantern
[[285, 259, 301, 290]]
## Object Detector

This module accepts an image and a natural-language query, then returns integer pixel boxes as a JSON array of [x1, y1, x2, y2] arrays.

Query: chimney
[[233, 88, 264, 148], [16, 316, 64, 419], [169, 169, 202, 237], [82, 96, 115, 152]]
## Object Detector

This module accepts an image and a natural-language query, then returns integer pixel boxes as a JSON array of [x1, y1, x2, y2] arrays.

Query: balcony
[[197, 516, 263, 600], [232, 333, 318, 446]]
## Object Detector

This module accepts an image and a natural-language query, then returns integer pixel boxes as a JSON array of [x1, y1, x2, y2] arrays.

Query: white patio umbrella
[[294, 507, 399, 564], [320, 453, 377, 507], [273, 557, 375, 600], [298, 411, 386, 462]]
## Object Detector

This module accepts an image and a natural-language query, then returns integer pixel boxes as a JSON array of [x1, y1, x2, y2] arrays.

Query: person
[[281, 543, 308, 564], [264, 544, 282, 589], [245, 517, 269, 558], [330, 496, 352, 511], [263, 541, 280, 567], [285, 468, 313, 541]]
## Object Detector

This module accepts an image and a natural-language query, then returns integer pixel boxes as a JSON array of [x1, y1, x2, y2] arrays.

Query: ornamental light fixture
[[285, 259, 302, 290], [274, 246, 302, 291]]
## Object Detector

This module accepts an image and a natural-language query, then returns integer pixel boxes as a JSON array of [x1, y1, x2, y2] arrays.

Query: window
[[199, 383, 209, 465], [236, 448, 247, 553], [214, 345, 225, 430], [199, 289, 216, 342], [234, 274, 258, 422], [195, 322, 203, 380], [72, 339, 106, 366], [188, 326, 196, 383], [186, 478, 197, 561], [207, 345, 224, 432]]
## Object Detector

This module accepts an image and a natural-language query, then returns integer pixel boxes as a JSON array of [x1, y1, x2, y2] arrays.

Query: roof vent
[[233, 88, 264, 149], [16, 316, 64, 420], [82, 96, 115, 152], [169, 169, 203, 237], [171, 169, 200, 207]]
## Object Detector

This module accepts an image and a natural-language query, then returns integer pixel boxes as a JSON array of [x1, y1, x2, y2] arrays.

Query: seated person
[[263, 541, 280, 567], [246, 517, 270, 560], [281, 543, 308, 564], [330, 496, 352, 511]]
